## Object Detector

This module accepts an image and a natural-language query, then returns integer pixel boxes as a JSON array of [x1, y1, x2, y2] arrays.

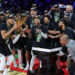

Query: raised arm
[[1, 24, 21, 40]]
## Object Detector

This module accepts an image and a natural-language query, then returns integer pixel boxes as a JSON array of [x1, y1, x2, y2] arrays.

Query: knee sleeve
[[7, 55, 14, 66], [0, 55, 5, 71]]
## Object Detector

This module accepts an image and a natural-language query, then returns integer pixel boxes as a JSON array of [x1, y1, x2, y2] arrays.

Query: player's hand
[[48, 35, 55, 39], [23, 28, 27, 32], [11, 35, 16, 39], [22, 34, 26, 38], [36, 29, 41, 33], [50, 6, 55, 11], [13, 24, 21, 30], [50, 36, 55, 39], [55, 36, 58, 38]]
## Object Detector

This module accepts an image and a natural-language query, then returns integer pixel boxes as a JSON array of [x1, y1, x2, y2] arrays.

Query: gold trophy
[[16, 13, 27, 33]]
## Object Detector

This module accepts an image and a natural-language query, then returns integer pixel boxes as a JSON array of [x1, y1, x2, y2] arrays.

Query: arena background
[[0, 0, 75, 11]]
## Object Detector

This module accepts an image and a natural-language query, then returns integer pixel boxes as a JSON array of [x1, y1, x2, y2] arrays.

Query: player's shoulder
[[0, 22, 7, 31]]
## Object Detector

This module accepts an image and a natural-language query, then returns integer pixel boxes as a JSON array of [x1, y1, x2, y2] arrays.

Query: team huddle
[[0, 4, 75, 75]]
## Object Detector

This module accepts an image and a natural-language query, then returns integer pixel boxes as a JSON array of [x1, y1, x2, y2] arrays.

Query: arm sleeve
[[41, 32, 48, 39]]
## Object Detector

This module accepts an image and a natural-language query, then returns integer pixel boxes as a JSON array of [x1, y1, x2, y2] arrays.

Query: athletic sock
[[18, 50, 22, 65], [24, 61, 29, 70], [30, 55, 36, 71]]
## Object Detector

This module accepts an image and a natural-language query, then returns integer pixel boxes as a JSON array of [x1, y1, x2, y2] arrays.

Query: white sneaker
[[18, 64, 24, 69], [24, 64, 29, 71], [3, 69, 8, 75], [20, 63, 24, 66], [30, 70, 35, 73], [3, 73, 8, 75]]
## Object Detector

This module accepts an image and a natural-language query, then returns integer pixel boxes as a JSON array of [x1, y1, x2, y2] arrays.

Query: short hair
[[60, 34, 69, 40], [66, 5, 73, 10], [30, 8, 37, 11], [34, 15, 41, 20], [44, 15, 51, 20]]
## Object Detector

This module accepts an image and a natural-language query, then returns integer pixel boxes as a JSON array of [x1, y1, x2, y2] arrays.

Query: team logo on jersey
[[37, 33, 42, 42]]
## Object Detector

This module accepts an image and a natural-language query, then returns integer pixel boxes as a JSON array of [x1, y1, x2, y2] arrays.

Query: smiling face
[[30, 10, 37, 18], [60, 35, 69, 46], [8, 18, 14, 24], [34, 18, 40, 26], [55, 7, 59, 11], [44, 17, 50, 24], [7, 18, 15, 27]]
